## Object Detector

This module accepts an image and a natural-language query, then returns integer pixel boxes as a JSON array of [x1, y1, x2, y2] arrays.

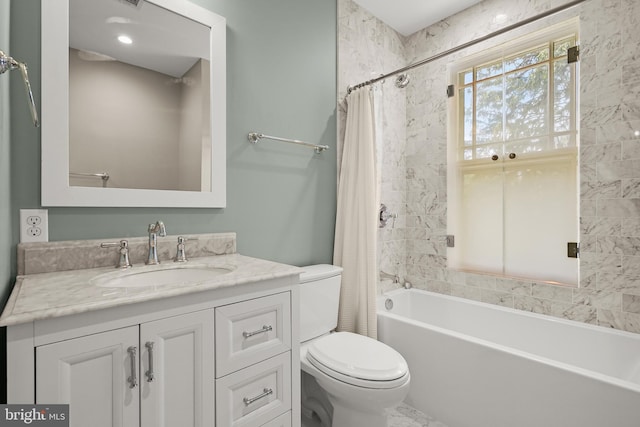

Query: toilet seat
[[306, 332, 409, 389]]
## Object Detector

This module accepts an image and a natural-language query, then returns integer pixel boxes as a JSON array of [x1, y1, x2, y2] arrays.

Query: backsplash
[[17, 232, 236, 275], [339, 0, 640, 334]]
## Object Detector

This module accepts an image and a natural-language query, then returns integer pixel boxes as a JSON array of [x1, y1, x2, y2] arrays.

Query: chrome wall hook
[[0, 50, 39, 127]]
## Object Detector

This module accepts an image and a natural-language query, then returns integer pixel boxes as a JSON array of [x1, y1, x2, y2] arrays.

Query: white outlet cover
[[20, 209, 49, 243]]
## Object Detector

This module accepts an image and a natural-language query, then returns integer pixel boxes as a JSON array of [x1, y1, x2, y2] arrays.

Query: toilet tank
[[299, 264, 343, 342]]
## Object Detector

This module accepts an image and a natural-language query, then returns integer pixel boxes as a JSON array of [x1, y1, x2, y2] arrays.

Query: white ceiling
[[69, 0, 210, 78], [353, 0, 484, 36]]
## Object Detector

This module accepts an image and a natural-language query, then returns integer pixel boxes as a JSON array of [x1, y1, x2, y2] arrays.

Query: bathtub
[[377, 288, 640, 427]]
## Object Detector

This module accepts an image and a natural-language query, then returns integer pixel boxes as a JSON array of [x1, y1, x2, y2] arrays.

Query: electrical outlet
[[26, 215, 41, 226], [20, 209, 49, 243]]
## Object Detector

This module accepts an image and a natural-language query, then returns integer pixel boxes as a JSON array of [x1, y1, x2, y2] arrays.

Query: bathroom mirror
[[41, 0, 226, 207]]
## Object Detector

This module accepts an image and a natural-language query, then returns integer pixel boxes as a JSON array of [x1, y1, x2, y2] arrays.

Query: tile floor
[[301, 403, 449, 427], [387, 403, 449, 427]]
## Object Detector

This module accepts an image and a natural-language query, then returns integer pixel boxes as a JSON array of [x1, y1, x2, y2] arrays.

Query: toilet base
[[301, 371, 332, 427], [329, 400, 388, 427], [301, 365, 410, 427]]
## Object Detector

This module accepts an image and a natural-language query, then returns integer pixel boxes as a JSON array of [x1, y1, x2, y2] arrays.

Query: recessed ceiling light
[[117, 35, 133, 45], [634, 130, 640, 137]]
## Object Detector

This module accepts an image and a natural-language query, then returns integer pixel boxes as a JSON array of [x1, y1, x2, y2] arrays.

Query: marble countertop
[[0, 254, 302, 326]]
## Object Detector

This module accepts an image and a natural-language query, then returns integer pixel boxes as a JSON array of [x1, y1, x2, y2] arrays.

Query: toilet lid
[[307, 332, 408, 388]]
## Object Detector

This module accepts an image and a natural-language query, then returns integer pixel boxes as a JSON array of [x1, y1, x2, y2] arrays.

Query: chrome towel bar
[[248, 132, 329, 153], [69, 172, 110, 188]]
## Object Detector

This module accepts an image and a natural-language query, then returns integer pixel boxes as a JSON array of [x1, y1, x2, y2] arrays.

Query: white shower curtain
[[334, 87, 379, 339]]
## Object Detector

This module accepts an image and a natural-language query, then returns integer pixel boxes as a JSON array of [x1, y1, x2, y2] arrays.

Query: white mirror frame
[[41, 0, 226, 208]]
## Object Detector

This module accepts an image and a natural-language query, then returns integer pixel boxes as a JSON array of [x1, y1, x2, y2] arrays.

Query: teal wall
[[3, 0, 337, 401], [1, 0, 11, 405], [9, 0, 336, 263]]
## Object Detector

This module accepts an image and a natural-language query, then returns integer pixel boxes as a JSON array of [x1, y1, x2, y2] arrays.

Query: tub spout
[[379, 270, 399, 284]]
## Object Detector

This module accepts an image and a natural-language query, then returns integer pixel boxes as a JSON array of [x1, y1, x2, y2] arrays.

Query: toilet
[[299, 265, 410, 427]]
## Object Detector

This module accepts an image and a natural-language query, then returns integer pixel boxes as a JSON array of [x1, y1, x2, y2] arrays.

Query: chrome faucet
[[146, 221, 167, 265], [100, 239, 132, 269], [174, 236, 188, 263], [379, 270, 400, 284]]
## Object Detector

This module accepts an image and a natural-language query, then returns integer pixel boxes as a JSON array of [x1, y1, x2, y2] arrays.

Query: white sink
[[92, 264, 235, 288]]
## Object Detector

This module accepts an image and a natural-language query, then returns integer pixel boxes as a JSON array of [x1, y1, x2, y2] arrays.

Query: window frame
[[446, 19, 581, 286]]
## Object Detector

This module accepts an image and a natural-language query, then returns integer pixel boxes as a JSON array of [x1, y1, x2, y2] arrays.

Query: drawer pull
[[243, 325, 273, 338], [243, 388, 273, 406], [127, 346, 138, 389]]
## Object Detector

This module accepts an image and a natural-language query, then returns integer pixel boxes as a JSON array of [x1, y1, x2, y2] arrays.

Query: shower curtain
[[334, 87, 379, 339]]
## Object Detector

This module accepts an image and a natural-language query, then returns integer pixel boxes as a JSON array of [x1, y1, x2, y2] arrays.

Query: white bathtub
[[377, 288, 640, 427]]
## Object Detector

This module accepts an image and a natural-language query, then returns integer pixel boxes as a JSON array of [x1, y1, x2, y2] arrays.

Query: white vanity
[[1, 233, 301, 427]]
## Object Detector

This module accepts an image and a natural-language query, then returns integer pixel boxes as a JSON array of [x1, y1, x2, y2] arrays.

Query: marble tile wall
[[339, 0, 640, 334], [338, 0, 408, 293]]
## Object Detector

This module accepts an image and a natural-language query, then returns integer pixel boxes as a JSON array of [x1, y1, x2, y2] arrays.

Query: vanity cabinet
[[6, 277, 300, 427], [36, 310, 214, 427]]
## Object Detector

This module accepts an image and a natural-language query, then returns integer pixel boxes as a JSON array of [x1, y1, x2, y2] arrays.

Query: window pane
[[476, 59, 503, 80], [505, 64, 549, 140], [554, 134, 572, 149], [554, 60, 572, 133], [504, 45, 549, 73], [504, 137, 547, 156], [476, 76, 503, 143], [462, 86, 473, 146], [553, 37, 574, 58], [459, 166, 504, 274], [503, 156, 578, 284], [459, 69, 474, 85], [475, 143, 502, 160]]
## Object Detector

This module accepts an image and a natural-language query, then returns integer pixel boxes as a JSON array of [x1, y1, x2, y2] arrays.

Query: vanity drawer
[[216, 352, 291, 427], [216, 292, 291, 376], [261, 411, 291, 427]]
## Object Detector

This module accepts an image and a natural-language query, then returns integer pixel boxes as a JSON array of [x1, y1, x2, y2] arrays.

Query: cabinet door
[[140, 309, 214, 427], [36, 326, 139, 427]]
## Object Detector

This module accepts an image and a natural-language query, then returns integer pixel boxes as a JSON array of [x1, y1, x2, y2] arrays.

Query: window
[[447, 24, 579, 285], [458, 36, 577, 160]]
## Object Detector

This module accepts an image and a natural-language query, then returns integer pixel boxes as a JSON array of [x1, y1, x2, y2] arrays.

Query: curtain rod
[[346, 0, 587, 95]]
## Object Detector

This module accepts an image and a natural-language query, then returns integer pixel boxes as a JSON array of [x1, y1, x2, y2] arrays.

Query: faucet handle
[[149, 221, 166, 237], [174, 236, 188, 263], [101, 239, 133, 269]]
